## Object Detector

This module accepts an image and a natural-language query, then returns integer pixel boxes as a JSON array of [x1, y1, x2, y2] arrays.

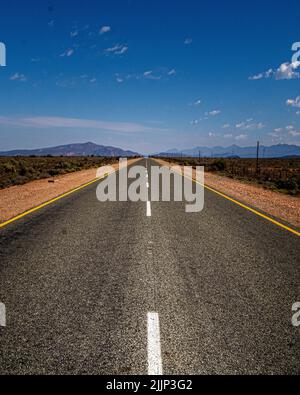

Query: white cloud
[[235, 120, 265, 130], [105, 44, 128, 55], [289, 130, 300, 137], [167, 69, 176, 76], [249, 69, 273, 80], [184, 38, 193, 45], [249, 61, 300, 81], [254, 122, 265, 129], [116, 68, 174, 83], [0, 116, 170, 134], [222, 123, 230, 129], [56, 74, 100, 88], [70, 30, 79, 37], [269, 125, 300, 141], [60, 49, 75, 58], [143, 70, 161, 80], [249, 73, 264, 81], [269, 127, 286, 137], [206, 110, 221, 116], [286, 96, 300, 108], [10, 73, 27, 82], [235, 134, 247, 141], [268, 132, 279, 138], [100, 26, 111, 35], [115, 73, 125, 83], [275, 61, 300, 80], [191, 99, 202, 106], [224, 133, 233, 138]]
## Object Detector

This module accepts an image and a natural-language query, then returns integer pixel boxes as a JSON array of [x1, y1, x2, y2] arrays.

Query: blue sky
[[0, 0, 300, 154]]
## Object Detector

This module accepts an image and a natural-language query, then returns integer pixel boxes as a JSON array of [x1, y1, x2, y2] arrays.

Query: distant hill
[[0, 142, 140, 157], [155, 144, 300, 159]]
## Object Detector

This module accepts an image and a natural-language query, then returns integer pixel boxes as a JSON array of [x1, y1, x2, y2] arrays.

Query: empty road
[[0, 158, 299, 375]]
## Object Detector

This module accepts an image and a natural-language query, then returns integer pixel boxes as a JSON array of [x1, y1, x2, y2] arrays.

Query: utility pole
[[256, 141, 260, 176]]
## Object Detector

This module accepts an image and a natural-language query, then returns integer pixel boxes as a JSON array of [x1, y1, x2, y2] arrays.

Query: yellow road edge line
[[200, 179, 300, 237], [0, 177, 102, 229], [158, 161, 300, 238], [1, 159, 299, 237], [0, 158, 141, 230]]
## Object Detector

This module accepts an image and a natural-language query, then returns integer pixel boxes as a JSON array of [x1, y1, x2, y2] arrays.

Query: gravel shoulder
[[0, 159, 139, 224], [155, 158, 300, 229]]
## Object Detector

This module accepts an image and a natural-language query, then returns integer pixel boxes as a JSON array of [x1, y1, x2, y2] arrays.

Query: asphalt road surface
[[0, 158, 299, 375]]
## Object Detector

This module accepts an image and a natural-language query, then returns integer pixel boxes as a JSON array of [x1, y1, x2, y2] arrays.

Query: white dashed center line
[[0, 303, 6, 327], [147, 312, 163, 375], [146, 163, 151, 217], [147, 201, 151, 217]]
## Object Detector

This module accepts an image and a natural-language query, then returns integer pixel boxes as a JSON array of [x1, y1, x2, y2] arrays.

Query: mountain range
[[1, 142, 300, 159], [0, 142, 140, 157], [156, 144, 300, 158]]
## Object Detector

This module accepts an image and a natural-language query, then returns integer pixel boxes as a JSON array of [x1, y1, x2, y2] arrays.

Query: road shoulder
[[154, 158, 300, 230], [0, 158, 139, 225]]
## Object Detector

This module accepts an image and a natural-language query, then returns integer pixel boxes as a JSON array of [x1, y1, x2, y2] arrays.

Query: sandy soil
[[0, 159, 140, 224], [155, 158, 300, 229]]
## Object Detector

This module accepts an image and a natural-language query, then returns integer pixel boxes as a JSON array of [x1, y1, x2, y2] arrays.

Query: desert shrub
[[39, 171, 51, 178], [49, 169, 61, 176], [275, 179, 298, 191], [13, 175, 28, 186], [18, 161, 30, 176], [3, 163, 16, 173], [0, 156, 121, 189], [55, 161, 72, 170], [211, 159, 226, 171]]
